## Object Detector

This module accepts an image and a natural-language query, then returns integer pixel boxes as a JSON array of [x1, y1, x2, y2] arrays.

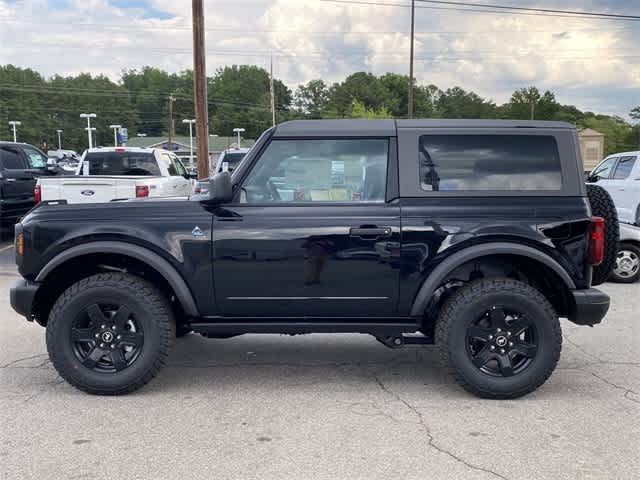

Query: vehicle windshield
[[218, 152, 246, 172], [83, 152, 160, 176]]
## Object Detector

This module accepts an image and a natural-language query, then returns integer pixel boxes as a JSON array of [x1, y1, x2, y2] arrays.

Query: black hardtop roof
[[274, 119, 575, 137]]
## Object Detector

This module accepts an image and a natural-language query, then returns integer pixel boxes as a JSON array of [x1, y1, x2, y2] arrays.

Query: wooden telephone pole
[[192, 0, 210, 179], [408, 0, 415, 119]]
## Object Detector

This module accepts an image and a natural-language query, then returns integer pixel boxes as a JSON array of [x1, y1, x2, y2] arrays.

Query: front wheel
[[436, 278, 562, 399], [46, 273, 174, 395]]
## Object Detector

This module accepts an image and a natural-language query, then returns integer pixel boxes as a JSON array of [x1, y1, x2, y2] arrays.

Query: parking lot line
[[0, 244, 14, 253]]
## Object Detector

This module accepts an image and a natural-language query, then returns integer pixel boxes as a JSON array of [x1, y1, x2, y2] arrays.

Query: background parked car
[[36, 147, 196, 204], [0, 141, 59, 224], [213, 147, 250, 174], [587, 151, 640, 225], [611, 223, 640, 283]]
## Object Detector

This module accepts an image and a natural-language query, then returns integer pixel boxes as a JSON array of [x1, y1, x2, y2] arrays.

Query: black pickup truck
[[10, 120, 616, 398]]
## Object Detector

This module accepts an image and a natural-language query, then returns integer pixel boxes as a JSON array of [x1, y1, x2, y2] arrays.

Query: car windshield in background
[[85, 152, 160, 176], [219, 152, 246, 172]]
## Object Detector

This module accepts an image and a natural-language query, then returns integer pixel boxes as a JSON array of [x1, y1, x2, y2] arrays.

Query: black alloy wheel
[[71, 304, 144, 373], [466, 306, 538, 378]]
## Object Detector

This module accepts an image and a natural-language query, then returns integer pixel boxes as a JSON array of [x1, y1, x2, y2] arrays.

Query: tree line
[[1, 64, 639, 155]]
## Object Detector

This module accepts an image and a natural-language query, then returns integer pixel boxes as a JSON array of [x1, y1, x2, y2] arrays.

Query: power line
[[320, 0, 640, 21], [414, 0, 640, 21]]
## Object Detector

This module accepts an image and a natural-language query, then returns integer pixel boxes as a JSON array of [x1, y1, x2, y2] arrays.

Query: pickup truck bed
[[38, 175, 158, 204]]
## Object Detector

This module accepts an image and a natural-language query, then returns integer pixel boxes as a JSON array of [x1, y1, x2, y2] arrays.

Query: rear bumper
[[10, 279, 40, 321], [569, 288, 610, 326]]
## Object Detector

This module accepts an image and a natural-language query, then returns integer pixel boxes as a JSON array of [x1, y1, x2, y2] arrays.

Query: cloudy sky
[[1, 0, 639, 118]]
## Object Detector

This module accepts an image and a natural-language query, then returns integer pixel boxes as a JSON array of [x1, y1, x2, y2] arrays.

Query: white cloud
[[0, 0, 638, 118]]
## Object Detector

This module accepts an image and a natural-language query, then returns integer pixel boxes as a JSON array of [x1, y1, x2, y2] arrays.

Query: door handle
[[5, 178, 16, 182], [350, 227, 392, 239]]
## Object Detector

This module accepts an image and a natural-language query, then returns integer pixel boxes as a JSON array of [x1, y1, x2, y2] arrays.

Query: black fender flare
[[409, 242, 576, 316], [35, 241, 199, 317]]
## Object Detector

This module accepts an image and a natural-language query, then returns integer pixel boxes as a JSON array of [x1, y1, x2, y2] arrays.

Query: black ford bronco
[[10, 120, 617, 398]]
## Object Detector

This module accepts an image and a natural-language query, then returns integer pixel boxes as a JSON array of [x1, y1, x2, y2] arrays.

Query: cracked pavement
[[0, 273, 638, 480]]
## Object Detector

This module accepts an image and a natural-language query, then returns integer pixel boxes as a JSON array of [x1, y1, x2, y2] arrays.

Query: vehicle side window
[[22, 147, 47, 169], [612, 156, 637, 180], [591, 157, 617, 180], [172, 156, 187, 176], [418, 135, 562, 191], [159, 154, 178, 176], [0, 147, 26, 170], [240, 139, 389, 204]]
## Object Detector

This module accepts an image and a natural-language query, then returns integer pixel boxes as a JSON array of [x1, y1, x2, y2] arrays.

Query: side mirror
[[186, 171, 198, 180], [586, 174, 598, 183], [209, 171, 233, 203]]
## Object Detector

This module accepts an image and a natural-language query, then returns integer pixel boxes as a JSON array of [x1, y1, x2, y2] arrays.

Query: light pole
[[136, 133, 147, 138], [109, 124, 121, 147], [233, 127, 245, 148], [8, 121, 21, 142], [56, 129, 63, 149], [80, 113, 97, 149], [183, 119, 196, 167]]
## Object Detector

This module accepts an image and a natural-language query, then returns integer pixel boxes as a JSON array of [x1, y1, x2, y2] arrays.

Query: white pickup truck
[[36, 147, 195, 204]]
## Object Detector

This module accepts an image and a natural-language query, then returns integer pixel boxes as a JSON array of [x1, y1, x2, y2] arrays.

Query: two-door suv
[[10, 120, 613, 398]]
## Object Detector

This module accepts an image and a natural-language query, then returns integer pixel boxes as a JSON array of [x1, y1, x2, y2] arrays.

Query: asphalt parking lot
[[1, 267, 638, 480]]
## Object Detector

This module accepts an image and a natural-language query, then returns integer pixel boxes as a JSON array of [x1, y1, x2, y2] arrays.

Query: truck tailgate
[[39, 176, 140, 204]]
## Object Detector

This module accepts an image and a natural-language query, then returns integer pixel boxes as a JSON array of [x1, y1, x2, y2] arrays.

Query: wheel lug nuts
[[99, 343, 105, 348], [500, 349, 506, 354], [507, 331, 511, 337], [101, 324, 106, 329], [490, 346, 496, 351], [509, 342, 514, 347], [117, 335, 122, 340], [95, 333, 100, 338], [111, 326, 117, 331], [111, 344, 116, 349], [496, 328, 502, 333], [488, 335, 494, 340]]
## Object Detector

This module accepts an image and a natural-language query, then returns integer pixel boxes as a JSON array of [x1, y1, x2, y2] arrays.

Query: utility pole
[[109, 124, 121, 147], [192, 0, 210, 179], [408, 0, 415, 119], [56, 129, 63, 149], [80, 113, 97, 149], [182, 119, 196, 168], [270, 55, 276, 127], [168, 95, 175, 151], [8, 121, 21, 142]]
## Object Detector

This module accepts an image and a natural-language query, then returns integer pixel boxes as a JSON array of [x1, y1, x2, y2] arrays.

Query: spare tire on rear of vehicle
[[586, 184, 619, 286]]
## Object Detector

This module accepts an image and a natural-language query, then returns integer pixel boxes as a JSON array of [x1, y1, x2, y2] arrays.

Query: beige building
[[578, 128, 605, 171]]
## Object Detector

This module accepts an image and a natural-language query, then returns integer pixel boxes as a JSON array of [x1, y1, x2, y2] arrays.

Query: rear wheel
[[586, 184, 619, 286], [610, 243, 640, 283], [46, 273, 174, 395], [436, 278, 562, 399]]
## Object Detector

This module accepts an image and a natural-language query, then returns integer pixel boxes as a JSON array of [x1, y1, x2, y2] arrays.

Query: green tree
[[435, 87, 497, 118], [631, 106, 640, 121], [349, 100, 391, 119], [506, 87, 559, 120], [294, 79, 329, 118]]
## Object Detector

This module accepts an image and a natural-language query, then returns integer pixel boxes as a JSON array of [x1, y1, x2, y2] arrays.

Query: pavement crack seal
[[371, 373, 509, 480], [589, 371, 640, 405], [0, 354, 48, 369]]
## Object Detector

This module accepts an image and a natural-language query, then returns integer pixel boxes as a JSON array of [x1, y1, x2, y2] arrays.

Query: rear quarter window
[[419, 135, 562, 192], [85, 152, 160, 176]]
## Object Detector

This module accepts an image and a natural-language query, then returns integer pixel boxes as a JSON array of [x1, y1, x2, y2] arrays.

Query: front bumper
[[10, 279, 40, 321], [569, 288, 610, 326]]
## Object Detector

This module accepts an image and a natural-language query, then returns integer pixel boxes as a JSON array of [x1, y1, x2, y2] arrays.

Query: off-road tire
[[436, 278, 562, 399], [586, 184, 619, 286], [610, 242, 640, 284], [46, 273, 175, 395]]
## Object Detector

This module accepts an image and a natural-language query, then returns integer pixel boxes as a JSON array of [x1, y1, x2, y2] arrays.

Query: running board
[[190, 321, 420, 336]]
